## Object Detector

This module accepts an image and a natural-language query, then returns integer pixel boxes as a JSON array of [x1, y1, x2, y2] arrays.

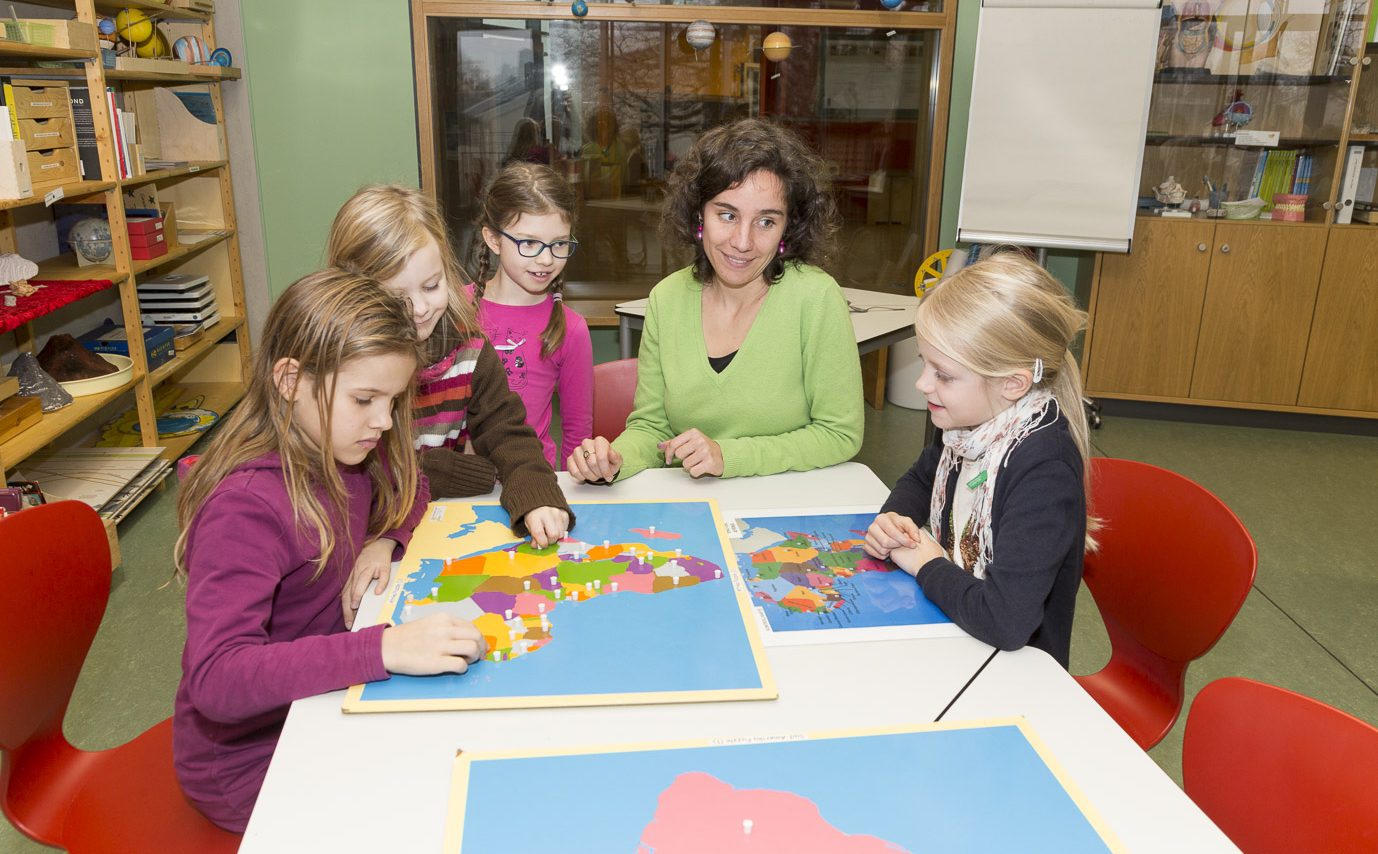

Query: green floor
[[5, 406, 1377, 851]]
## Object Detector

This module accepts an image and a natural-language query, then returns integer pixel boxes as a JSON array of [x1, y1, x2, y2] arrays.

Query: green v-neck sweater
[[612, 264, 864, 480]]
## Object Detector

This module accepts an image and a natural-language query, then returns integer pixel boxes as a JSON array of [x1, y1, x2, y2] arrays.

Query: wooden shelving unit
[[0, 0, 251, 517], [1083, 3, 1378, 418]]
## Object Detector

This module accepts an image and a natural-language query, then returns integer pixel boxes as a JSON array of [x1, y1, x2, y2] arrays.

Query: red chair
[[593, 357, 638, 441], [1183, 677, 1378, 853], [0, 501, 241, 852], [1074, 458, 1256, 749]]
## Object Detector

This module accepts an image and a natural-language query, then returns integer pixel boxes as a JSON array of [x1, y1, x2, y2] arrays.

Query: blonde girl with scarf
[[863, 253, 1095, 667]]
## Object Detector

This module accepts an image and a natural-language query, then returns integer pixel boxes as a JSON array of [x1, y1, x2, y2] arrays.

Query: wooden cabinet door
[[1190, 223, 1327, 405], [1085, 218, 1215, 397], [1298, 228, 1378, 412]]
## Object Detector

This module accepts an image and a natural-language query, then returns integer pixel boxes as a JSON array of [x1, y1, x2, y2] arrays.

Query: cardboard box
[[127, 215, 164, 237], [80, 321, 176, 369], [3, 19, 96, 52], [130, 238, 169, 261], [127, 229, 166, 250], [0, 139, 33, 200]]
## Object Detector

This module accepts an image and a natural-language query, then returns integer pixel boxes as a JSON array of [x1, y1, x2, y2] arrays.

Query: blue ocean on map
[[457, 725, 1111, 853], [360, 501, 764, 701]]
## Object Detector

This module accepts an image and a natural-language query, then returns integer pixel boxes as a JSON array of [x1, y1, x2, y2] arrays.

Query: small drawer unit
[[6, 80, 81, 191], [26, 146, 78, 187]]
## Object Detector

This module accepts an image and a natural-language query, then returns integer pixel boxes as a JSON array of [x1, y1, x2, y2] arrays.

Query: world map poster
[[728, 508, 967, 646], [444, 720, 1120, 853], [342, 500, 775, 712]]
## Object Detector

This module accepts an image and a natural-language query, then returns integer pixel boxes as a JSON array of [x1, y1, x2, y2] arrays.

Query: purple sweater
[[469, 286, 594, 469], [173, 453, 427, 832]]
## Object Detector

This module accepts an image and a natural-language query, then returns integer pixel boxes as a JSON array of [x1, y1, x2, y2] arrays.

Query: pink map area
[[632, 527, 682, 540], [638, 771, 909, 854]]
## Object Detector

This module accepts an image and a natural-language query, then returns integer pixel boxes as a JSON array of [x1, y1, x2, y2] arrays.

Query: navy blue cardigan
[[880, 411, 1086, 668]]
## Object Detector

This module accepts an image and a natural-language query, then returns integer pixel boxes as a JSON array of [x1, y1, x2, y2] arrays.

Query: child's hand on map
[[525, 506, 570, 548], [863, 512, 922, 560], [658, 428, 724, 478], [568, 436, 623, 483], [382, 614, 488, 675], [343, 537, 399, 629], [889, 528, 946, 577]]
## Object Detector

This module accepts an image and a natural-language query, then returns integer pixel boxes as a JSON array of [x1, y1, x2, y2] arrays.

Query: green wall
[[241, 0, 420, 297]]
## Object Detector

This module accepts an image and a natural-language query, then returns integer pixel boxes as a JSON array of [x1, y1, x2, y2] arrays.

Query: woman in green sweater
[[566, 118, 864, 483]]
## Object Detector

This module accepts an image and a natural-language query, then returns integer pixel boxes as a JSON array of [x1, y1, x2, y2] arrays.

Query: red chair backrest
[[593, 357, 638, 441], [1085, 458, 1256, 664], [0, 501, 111, 753], [1184, 677, 1378, 853]]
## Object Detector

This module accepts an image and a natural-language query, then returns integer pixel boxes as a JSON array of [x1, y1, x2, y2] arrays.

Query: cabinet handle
[[1220, 244, 1231, 254], [1197, 242, 1207, 252], [1323, 201, 1334, 210], [1366, 57, 1373, 66], [1350, 56, 1360, 66]]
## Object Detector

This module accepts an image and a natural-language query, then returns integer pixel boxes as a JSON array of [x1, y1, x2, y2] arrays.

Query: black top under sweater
[[881, 409, 1085, 668]]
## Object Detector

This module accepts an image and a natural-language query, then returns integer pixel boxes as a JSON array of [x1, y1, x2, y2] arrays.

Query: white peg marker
[[743, 819, 754, 835]]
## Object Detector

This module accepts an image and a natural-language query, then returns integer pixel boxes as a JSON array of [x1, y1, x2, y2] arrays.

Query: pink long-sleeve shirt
[[469, 287, 594, 469], [173, 452, 427, 832]]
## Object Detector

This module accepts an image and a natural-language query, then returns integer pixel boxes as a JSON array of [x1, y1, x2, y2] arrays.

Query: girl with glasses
[[470, 162, 593, 471]]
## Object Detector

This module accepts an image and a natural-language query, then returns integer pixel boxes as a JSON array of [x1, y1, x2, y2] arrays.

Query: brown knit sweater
[[415, 317, 572, 535]]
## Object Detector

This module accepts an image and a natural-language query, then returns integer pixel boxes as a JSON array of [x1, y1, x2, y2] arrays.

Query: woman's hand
[[863, 512, 922, 560], [343, 537, 397, 629], [567, 436, 623, 483], [889, 527, 947, 577], [659, 428, 724, 478], [524, 506, 570, 548], [381, 614, 488, 675]]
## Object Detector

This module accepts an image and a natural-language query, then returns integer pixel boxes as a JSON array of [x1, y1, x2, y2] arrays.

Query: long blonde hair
[[916, 252, 1097, 543], [326, 183, 480, 341], [174, 268, 424, 580]]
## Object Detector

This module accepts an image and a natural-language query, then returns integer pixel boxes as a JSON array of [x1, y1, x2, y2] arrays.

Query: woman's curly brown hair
[[661, 118, 839, 286]]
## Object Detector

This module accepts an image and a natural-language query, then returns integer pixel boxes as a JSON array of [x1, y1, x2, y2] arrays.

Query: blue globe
[[881, 0, 904, 7]]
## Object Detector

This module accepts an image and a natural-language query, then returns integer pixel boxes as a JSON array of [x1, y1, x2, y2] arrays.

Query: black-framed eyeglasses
[[497, 230, 579, 259]]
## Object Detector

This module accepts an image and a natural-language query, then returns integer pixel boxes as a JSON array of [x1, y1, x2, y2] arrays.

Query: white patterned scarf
[[928, 389, 1057, 579]]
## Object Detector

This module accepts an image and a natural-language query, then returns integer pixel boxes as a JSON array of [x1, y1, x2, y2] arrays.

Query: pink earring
[[778, 241, 786, 255], [696, 223, 703, 241]]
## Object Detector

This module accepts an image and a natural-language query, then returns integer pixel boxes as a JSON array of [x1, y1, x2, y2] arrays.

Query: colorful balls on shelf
[[114, 8, 153, 46], [685, 20, 716, 51], [134, 29, 170, 58], [762, 31, 793, 62], [174, 35, 208, 64], [97, 18, 117, 37], [571, 0, 588, 17]]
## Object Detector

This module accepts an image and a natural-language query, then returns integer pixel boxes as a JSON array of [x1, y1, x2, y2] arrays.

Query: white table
[[944, 647, 1240, 852], [241, 465, 998, 852], [614, 286, 919, 361], [241, 465, 1229, 852]]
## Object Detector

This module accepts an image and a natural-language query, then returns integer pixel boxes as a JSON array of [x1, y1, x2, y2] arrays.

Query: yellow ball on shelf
[[134, 29, 170, 58], [763, 31, 793, 63], [114, 8, 153, 45]]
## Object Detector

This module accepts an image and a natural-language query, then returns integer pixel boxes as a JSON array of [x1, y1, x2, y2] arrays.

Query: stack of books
[[137, 272, 219, 329]]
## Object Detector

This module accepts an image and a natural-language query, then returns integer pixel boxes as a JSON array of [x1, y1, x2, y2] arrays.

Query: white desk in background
[[240, 465, 997, 852], [614, 287, 920, 408], [944, 647, 1240, 852]]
